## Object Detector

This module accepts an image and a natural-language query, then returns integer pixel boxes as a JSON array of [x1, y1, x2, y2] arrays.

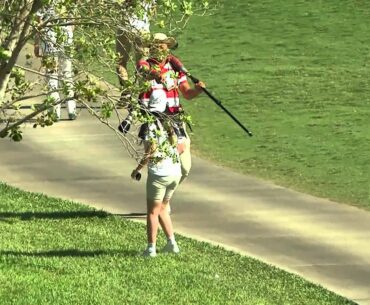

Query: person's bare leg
[[146, 199, 162, 244], [116, 30, 132, 84], [158, 199, 174, 238], [159, 199, 180, 253], [165, 201, 172, 215], [134, 32, 149, 63]]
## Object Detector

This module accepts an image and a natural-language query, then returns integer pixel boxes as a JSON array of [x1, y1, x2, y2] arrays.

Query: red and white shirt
[[137, 56, 187, 114]]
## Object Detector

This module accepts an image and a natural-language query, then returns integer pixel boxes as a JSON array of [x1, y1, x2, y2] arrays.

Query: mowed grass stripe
[[92, 0, 370, 209], [173, 0, 370, 209], [0, 183, 355, 304]]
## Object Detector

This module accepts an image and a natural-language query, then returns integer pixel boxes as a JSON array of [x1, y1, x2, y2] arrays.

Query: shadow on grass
[[0, 211, 148, 220], [0, 248, 139, 257], [116, 213, 147, 219], [0, 210, 109, 220]]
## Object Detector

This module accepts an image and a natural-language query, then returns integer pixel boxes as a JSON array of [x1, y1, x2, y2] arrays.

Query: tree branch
[[0, 97, 70, 137]]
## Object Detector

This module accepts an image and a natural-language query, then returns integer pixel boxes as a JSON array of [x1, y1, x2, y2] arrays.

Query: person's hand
[[195, 81, 206, 91], [160, 73, 167, 83], [131, 169, 141, 181]]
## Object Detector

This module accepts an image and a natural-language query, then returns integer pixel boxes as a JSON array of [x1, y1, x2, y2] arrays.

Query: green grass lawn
[[0, 183, 356, 305], [93, 0, 370, 210], [173, 0, 370, 210]]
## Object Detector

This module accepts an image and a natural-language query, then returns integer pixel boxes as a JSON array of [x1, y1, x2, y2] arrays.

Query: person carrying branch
[[122, 33, 205, 184], [130, 32, 205, 214], [116, 0, 156, 88]]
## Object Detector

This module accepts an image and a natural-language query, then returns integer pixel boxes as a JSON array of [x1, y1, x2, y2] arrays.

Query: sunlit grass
[[174, 0, 370, 209], [0, 183, 355, 305], [91, 0, 370, 210]]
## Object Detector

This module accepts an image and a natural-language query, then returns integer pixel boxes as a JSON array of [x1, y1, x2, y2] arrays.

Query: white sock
[[167, 236, 176, 245], [148, 243, 156, 251]]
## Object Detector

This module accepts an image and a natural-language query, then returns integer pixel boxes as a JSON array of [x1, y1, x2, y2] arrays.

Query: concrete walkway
[[1, 45, 370, 305]]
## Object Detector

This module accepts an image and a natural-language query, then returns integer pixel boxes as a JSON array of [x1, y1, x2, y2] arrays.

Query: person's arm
[[179, 79, 206, 100], [136, 58, 162, 82], [131, 141, 156, 179]]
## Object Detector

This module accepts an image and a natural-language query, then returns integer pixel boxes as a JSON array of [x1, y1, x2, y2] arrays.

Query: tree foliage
[[0, 0, 216, 154]]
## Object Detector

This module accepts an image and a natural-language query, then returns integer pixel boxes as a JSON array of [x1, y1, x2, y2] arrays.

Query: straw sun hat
[[151, 33, 178, 49]]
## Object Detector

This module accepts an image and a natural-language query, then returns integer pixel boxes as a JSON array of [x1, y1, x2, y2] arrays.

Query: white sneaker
[[143, 247, 156, 257], [161, 242, 180, 254]]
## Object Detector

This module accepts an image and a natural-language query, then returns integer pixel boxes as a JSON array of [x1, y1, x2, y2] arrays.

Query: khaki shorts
[[146, 173, 181, 202]]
